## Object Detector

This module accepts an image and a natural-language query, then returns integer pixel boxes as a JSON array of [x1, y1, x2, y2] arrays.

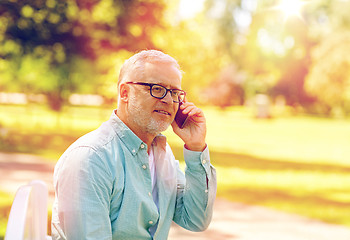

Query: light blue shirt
[[52, 111, 217, 239]]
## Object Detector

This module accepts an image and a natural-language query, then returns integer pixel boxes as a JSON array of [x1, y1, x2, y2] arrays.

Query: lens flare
[[278, 0, 304, 19]]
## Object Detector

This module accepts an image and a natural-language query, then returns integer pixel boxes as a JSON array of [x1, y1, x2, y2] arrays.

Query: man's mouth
[[154, 110, 171, 116]]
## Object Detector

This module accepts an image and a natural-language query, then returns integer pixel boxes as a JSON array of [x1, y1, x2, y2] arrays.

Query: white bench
[[5, 180, 52, 240]]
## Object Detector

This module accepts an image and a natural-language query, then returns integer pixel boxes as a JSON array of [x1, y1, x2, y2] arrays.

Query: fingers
[[180, 102, 204, 118], [172, 101, 207, 148]]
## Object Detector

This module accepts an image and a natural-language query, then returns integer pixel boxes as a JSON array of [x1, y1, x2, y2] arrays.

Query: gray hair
[[118, 50, 182, 87]]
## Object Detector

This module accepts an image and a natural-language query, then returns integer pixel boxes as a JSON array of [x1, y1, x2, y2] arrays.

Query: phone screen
[[174, 102, 189, 129]]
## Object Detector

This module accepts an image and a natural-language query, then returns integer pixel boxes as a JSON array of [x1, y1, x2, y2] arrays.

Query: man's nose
[[161, 90, 173, 103]]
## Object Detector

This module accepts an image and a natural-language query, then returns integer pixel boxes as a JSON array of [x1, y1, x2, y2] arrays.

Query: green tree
[[150, 2, 229, 104], [305, 32, 350, 116], [0, 0, 166, 110], [201, 0, 288, 105], [200, 0, 350, 111]]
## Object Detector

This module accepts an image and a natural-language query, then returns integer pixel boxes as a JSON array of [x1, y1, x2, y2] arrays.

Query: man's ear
[[119, 83, 130, 103]]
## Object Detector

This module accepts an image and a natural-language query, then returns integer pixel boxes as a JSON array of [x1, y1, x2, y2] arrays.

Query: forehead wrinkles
[[144, 62, 182, 88]]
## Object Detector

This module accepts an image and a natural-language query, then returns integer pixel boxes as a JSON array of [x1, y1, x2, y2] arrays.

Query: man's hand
[[171, 102, 207, 152]]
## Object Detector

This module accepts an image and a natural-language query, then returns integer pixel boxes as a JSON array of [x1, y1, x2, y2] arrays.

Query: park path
[[1, 152, 350, 240]]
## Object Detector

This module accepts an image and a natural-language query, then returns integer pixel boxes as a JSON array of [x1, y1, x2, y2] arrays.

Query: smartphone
[[174, 102, 189, 129]]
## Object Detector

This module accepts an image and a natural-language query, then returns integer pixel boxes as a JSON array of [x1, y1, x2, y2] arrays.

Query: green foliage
[[0, 0, 167, 110], [305, 31, 350, 116], [199, 0, 350, 114], [0, 0, 165, 58], [1, 0, 350, 114], [150, 16, 225, 103]]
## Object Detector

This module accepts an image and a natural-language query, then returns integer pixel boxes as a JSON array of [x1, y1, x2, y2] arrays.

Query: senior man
[[52, 50, 217, 239]]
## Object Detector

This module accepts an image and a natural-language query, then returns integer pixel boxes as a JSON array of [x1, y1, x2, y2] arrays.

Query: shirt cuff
[[183, 145, 211, 174]]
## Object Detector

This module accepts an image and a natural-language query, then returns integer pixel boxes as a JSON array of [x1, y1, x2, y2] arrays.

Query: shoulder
[[76, 121, 118, 150], [56, 121, 123, 171]]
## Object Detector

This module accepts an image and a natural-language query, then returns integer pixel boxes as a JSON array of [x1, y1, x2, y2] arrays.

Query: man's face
[[127, 62, 182, 135]]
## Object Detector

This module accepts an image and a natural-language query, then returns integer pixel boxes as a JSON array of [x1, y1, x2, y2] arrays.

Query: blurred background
[[0, 0, 349, 238]]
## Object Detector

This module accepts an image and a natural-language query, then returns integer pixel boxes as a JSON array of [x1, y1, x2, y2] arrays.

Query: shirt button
[[148, 192, 152, 197], [141, 144, 145, 149], [132, 149, 136, 153], [202, 160, 207, 164], [142, 165, 147, 169], [205, 189, 209, 193], [149, 220, 154, 225]]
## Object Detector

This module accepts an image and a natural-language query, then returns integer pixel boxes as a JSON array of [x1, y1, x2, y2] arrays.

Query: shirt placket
[[135, 143, 159, 234]]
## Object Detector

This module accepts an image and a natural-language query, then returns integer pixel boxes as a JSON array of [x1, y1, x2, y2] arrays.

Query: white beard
[[128, 95, 171, 135]]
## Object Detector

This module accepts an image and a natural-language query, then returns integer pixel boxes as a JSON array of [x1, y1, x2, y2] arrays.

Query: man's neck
[[116, 109, 156, 154]]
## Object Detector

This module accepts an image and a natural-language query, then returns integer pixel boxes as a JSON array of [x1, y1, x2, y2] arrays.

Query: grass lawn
[[1, 104, 350, 234], [167, 106, 350, 227], [0, 191, 13, 238]]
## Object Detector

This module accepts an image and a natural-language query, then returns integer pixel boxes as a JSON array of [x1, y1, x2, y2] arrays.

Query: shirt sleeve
[[172, 145, 217, 231], [52, 146, 113, 240]]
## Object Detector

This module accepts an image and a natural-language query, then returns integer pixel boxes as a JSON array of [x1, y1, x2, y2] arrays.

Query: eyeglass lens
[[151, 85, 185, 102]]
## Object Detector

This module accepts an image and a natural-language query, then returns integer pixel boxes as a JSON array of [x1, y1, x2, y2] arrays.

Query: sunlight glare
[[278, 0, 304, 18], [178, 0, 205, 19]]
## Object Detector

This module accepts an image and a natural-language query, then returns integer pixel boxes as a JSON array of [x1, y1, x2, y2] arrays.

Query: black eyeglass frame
[[125, 82, 186, 103]]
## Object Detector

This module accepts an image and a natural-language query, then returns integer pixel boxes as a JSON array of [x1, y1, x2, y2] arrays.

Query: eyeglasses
[[126, 82, 186, 103]]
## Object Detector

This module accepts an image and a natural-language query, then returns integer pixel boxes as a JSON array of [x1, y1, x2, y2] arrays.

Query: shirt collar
[[109, 110, 167, 155]]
